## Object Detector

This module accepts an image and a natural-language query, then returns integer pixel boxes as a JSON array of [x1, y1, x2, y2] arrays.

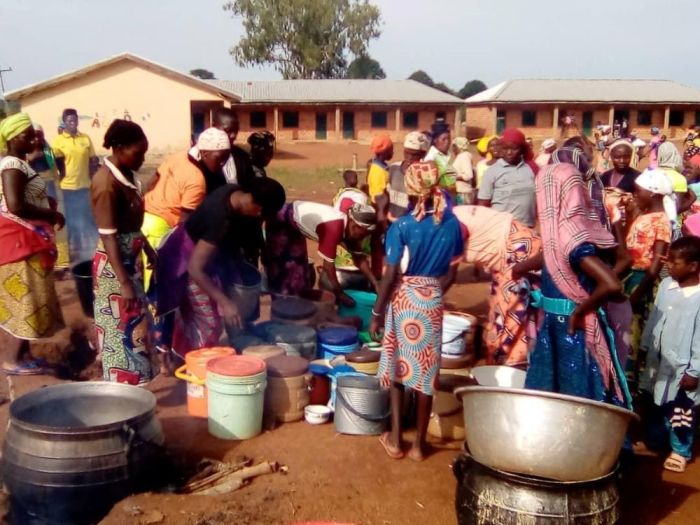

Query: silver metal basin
[[454, 386, 637, 482]]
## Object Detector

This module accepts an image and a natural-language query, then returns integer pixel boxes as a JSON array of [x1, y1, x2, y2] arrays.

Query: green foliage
[[458, 79, 487, 99], [224, 0, 382, 79], [190, 68, 217, 80], [433, 82, 456, 96], [408, 70, 434, 87], [346, 54, 385, 79]]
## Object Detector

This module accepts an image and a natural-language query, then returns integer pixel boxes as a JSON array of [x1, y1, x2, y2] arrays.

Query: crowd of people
[[2, 106, 700, 468]]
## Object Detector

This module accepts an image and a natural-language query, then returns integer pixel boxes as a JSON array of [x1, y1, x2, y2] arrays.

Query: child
[[247, 131, 275, 178], [640, 236, 700, 472], [624, 169, 673, 386], [333, 170, 367, 213], [366, 134, 393, 204], [475, 136, 499, 189]]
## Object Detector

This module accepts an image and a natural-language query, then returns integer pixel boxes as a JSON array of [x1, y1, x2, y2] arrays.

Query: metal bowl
[[454, 386, 637, 482]]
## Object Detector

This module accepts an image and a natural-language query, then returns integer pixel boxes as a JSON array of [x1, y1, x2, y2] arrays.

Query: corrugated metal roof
[[208, 79, 463, 104], [465, 79, 700, 104]]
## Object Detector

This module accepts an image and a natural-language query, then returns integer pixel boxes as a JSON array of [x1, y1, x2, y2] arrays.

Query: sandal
[[663, 453, 688, 473], [379, 433, 404, 459], [2, 359, 52, 376]]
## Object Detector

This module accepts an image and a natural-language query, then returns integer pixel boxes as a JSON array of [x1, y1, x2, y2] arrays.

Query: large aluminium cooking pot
[[454, 386, 637, 482]]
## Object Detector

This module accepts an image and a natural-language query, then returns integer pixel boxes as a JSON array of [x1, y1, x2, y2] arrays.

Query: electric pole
[[0, 66, 12, 95]]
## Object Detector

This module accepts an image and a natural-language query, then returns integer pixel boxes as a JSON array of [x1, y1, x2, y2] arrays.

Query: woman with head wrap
[[658, 141, 696, 223], [475, 136, 499, 189], [0, 113, 65, 375], [366, 134, 394, 204], [524, 161, 630, 408], [450, 137, 474, 204], [263, 200, 378, 306], [623, 169, 674, 387], [535, 138, 557, 169], [601, 140, 640, 194], [424, 120, 457, 191], [247, 131, 275, 178], [370, 161, 464, 461], [477, 128, 537, 227]]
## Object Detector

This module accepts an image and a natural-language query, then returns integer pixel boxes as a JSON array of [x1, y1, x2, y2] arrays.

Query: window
[[371, 111, 387, 128], [282, 111, 299, 128], [403, 111, 418, 128], [521, 110, 537, 127], [435, 111, 446, 120], [250, 111, 266, 128], [669, 110, 685, 127], [637, 110, 652, 126]]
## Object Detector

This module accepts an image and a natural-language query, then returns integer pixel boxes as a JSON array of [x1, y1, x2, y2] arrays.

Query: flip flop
[[663, 453, 688, 473], [408, 446, 427, 462], [2, 359, 52, 376], [379, 433, 404, 459]]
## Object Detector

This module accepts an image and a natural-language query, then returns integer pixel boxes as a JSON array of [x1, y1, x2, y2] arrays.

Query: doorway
[[343, 112, 355, 140], [613, 109, 630, 137], [315, 112, 327, 140], [582, 111, 593, 137]]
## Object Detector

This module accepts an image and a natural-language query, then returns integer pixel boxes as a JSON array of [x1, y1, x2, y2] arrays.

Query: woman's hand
[[220, 299, 242, 329], [337, 291, 356, 308], [567, 307, 586, 335], [120, 281, 139, 313], [369, 316, 384, 341], [51, 210, 65, 230], [680, 373, 699, 392]]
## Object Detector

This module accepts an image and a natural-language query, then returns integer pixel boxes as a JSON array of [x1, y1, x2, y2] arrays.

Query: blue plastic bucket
[[337, 291, 377, 331], [317, 327, 358, 360]]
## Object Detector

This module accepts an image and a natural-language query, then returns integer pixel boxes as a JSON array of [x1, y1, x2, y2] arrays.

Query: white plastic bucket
[[441, 313, 473, 356]]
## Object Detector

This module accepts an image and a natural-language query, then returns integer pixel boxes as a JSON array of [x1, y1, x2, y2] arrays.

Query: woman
[[424, 120, 456, 191], [263, 201, 378, 306], [658, 142, 696, 223], [524, 162, 630, 407], [450, 137, 474, 204], [142, 127, 230, 287], [247, 131, 275, 179], [0, 113, 65, 374], [370, 161, 463, 461], [452, 205, 541, 366], [601, 140, 639, 194], [624, 169, 674, 385], [535, 138, 557, 169], [91, 120, 156, 385], [477, 128, 537, 227], [475, 136, 499, 189], [155, 179, 286, 355]]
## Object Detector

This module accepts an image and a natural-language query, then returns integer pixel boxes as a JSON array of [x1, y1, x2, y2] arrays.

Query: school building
[[4, 53, 463, 154], [465, 79, 700, 140]]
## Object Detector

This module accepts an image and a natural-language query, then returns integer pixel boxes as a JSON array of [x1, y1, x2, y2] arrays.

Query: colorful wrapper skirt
[[484, 220, 541, 366], [377, 276, 443, 396], [93, 232, 155, 385], [0, 253, 62, 340]]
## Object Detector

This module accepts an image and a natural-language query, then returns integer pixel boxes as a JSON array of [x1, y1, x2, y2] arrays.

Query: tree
[[433, 82, 456, 96], [224, 0, 382, 79], [346, 55, 385, 79], [190, 69, 216, 80], [408, 70, 434, 87], [458, 79, 488, 99]]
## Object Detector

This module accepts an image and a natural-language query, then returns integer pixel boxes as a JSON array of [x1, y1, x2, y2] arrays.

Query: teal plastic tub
[[338, 290, 377, 331]]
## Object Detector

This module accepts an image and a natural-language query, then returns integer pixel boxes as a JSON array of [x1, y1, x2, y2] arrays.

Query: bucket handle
[[336, 388, 390, 422], [174, 364, 205, 386]]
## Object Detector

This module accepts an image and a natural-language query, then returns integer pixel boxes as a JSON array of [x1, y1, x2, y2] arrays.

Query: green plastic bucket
[[338, 290, 377, 331], [206, 356, 267, 440]]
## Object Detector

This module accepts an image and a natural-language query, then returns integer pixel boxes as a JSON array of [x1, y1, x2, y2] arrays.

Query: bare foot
[[380, 432, 403, 459], [408, 444, 429, 462]]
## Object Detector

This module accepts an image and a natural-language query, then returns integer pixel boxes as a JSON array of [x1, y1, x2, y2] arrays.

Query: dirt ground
[[0, 142, 699, 524]]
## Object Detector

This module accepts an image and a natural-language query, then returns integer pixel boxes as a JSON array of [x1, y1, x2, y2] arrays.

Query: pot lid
[[271, 297, 318, 320], [207, 355, 266, 377], [318, 326, 358, 346], [253, 321, 317, 344], [346, 348, 380, 363], [266, 355, 310, 378]]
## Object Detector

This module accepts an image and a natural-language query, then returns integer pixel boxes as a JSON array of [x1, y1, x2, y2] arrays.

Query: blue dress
[[525, 243, 624, 406]]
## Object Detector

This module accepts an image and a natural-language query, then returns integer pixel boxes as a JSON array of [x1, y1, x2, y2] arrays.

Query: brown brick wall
[[465, 106, 493, 137]]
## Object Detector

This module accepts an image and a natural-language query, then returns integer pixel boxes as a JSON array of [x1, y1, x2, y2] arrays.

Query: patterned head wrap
[[550, 146, 595, 179], [405, 161, 446, 223], [196, 127, 230, 151], [347, 203, 377, 231], [658, 142, 684, 171], [403, 131, 430, 152], [451, 137, 469, 152], [0, 112, 33, 152]]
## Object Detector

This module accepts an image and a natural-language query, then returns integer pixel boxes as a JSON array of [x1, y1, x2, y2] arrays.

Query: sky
[[0, 0, 697, 93]]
